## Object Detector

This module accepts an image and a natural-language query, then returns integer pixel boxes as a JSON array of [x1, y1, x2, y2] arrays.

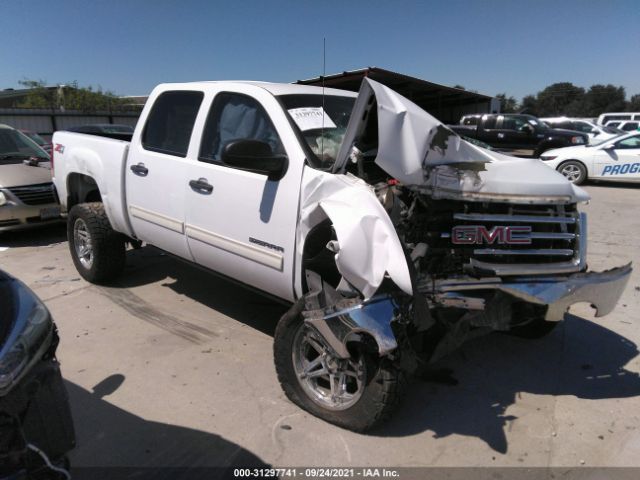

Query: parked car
[[540, 131, 640, 184], [19, 130, 52, 156], [597, 112, 640, 126], [0, 124, 61, 232], [450, 113, 589, 157], [540, 117, 621, 144], [0, 269, 75, 478], [615, 120, 640, 132], [51, 79, 630, 431]]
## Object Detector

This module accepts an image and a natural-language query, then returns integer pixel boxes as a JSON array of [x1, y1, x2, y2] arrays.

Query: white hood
[[335, 79, 590, 204]]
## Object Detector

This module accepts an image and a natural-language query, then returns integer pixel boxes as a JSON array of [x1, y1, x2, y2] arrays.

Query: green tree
[[534, 82, 585, 117], [17, 79, 127, 112], [582, 84, 626, 117], [627, 94, 640, 112], [520, 95, 538, 115], [495, 93, 517, 113]]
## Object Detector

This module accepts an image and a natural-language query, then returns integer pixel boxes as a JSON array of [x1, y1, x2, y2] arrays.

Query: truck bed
[[52, 131, 134, 237]]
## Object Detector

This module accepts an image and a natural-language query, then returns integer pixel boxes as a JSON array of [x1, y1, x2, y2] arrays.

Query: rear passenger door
[[126, 90, 204, 259], [183, 87, 304, 301]]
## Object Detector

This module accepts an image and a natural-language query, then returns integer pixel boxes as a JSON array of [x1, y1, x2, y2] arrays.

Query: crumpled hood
[[0, 162, 53, 188], [335, 78, 590, 204]]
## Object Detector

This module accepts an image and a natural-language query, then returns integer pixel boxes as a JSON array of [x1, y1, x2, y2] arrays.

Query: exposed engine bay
[[296, 78, 631, 375]]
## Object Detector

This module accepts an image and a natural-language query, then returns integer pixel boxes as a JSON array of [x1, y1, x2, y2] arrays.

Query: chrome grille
[[444, 206, 584, 276], [8, 183, 56, 205]]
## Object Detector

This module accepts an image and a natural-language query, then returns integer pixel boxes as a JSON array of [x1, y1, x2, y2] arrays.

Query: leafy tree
[[17, 79, 127, 112], [627, 94, 640, 112], [495, 93, 517, 113], [519, 95, 538, 115], [534, 82, 585, 117], [582, 84, 626, 117]]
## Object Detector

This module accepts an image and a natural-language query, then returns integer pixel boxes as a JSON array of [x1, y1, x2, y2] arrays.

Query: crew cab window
[[614, 135, 640, 149], [199, 92, 284, 164], [502, 116, 527, 130], [482, 116, 497, 129], [142, 91, 204, 157]]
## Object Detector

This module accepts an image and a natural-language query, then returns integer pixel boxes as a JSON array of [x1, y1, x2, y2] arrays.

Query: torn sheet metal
[[297, 167, 412, 299], [334, 78, 590, 204]]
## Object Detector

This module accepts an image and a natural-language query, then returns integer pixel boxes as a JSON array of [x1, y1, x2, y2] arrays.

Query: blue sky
[[1, 0, 638, 100]]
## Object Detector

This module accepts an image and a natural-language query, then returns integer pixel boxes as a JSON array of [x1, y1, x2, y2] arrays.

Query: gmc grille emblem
[[451, 225, 532, 245]]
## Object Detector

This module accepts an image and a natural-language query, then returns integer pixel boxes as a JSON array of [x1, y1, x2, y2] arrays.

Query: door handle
[[189, 178, 213, 194], [130, 163, 149, 176]]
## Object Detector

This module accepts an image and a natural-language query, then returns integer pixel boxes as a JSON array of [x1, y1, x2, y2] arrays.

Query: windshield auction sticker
[[288, 107, 337, 131]]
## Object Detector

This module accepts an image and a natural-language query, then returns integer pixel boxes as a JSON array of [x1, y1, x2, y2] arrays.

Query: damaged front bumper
[[304, 264, 631, 360], [433, 263, 632, 322]]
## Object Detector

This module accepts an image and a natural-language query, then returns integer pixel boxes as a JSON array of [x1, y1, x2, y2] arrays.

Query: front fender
[[297, 168, 412, 299]]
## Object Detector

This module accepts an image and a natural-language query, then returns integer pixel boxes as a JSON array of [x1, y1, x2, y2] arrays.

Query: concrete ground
[[2, 183, 640, 470]]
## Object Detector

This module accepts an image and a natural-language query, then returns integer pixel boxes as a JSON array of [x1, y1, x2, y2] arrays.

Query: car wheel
[[557, 160, 587, 185], [67, 202, 125, 284], [273, 300, 406, 432]]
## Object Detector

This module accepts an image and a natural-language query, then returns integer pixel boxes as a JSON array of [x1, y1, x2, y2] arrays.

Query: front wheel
[[273, 301, 406, 432], [557, 160, 587, 185], [67, 202, 125, 284]]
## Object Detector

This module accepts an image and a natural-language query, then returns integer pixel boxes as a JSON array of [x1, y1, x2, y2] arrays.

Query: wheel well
[[557, 159, 587, 170], [66, 173, 102, 209], [301, 219, 340, 293]]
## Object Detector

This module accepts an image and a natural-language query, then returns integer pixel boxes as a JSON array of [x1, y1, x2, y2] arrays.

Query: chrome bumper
[[305, 264, 632, 360], [434, 263, 632, 321], [304, 296, 400, 359]]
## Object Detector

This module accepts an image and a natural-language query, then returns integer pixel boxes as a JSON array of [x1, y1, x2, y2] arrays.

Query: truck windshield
[[278, 94, 355, 168], [0, 128, 49, 162]]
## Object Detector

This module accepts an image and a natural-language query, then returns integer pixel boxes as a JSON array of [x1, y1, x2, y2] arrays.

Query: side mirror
[[603, 143, 616, 151], [519, 124, 534, 134], [222, 139, 288, 180]]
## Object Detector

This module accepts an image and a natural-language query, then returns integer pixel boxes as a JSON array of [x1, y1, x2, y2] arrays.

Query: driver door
[[183, 88, 303, 301]]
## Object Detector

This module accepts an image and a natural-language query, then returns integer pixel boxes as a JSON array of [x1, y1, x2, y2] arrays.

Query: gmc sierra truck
[[52, 79, 631, 431], [451, 113, 589, 157]]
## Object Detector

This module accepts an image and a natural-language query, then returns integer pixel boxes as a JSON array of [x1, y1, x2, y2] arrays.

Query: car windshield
[[23, 132, 47, 146], [0, 128, 49, 162], [278, 94, 355, 168]]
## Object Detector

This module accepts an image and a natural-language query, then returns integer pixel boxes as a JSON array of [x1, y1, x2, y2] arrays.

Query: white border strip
[[129, 205, 184, 234], [185, 224, 283, 271]]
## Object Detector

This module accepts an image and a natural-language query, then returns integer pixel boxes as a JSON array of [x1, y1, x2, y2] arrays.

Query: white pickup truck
[[52, 79, 631, 431]]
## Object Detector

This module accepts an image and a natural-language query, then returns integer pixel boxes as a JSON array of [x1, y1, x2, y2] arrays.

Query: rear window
[[142, 91, 204, 157]]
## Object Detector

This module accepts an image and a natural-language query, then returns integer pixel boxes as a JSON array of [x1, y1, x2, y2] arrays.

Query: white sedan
[[540, 132, 640, 184]]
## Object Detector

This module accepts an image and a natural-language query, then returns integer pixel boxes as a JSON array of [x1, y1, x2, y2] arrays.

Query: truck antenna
[[321, 37, 326, 159]]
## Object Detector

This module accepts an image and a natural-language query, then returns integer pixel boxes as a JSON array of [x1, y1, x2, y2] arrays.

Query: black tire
[[507, 318, 559, 339], [557, 160, 587, 185], [67, 202, 125, 284], [274, 300, 406, 432]]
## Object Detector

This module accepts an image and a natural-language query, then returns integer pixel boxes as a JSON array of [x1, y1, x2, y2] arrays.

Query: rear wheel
[[67, 202, 125, 283], [273, 300, 406, 432], [557, 160, 587, 185]]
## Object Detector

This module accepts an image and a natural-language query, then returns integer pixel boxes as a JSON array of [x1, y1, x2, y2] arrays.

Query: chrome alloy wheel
[[559, 163, 582, 183], [73, 218, 94, 269], [292, 324, 366, 411]]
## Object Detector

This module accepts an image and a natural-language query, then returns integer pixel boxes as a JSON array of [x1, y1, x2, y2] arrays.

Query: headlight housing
[[0, 285, 53, 394], [540, 155, 558, 161], [0, 191, 6, 206], [571, 136, 585, 144]]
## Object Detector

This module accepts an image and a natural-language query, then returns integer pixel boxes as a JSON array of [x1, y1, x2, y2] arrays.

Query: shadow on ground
[[67, 374, 269, 479], [0, 222, 66, 248], [108, 246, 288, 337], [90, 247, 640, 455], [376, 314, 640, 453]]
